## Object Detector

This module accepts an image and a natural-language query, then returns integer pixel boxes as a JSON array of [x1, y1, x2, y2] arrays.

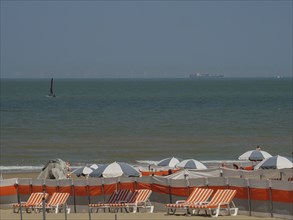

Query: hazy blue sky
[[1, 1, 292, 78]]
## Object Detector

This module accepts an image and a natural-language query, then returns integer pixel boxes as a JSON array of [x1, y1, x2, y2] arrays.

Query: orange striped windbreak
[[272, 189, 293, 203], [103, 183, 116, 195], [88, 185, 102, 196], [151, 183, 169, 194], [120, 182, 136, 191], [18, 185, 31, 195], [229, 186, 248, 199], [59, 186, 72, 194], [46, 186, 58, 195], [74, 185, 88, 196], [169, 186, 189, 197], [0, 185, 17, 196], [31, 185, 43, 193], [250, 188, 269, 201], [136, 182, 151, 190]]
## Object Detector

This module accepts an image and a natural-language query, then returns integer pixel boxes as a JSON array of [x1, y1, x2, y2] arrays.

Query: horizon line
[[1, 76, 292, 80]]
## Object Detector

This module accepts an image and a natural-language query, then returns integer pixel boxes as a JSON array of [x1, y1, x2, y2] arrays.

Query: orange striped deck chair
[[166, 188, 213, 215], [35, 192, 70, 214], [112, 189, 153, 213], [189, 189, 238, 217], [88, 189, 130, 213], [12, 192, 48, 213]]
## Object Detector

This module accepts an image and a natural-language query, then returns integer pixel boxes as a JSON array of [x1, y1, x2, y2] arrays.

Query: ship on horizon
[[189, 73, 224, 78]]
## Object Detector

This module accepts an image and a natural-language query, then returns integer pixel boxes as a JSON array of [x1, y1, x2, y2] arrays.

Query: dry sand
[[0, 209, 280, 220]]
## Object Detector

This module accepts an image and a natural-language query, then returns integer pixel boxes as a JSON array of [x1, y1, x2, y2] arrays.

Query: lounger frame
[[34, 192, 70, 214], [88, 189, 130, 213], [12, 192, 48, 213], [111, 189, 154, 213], [166, 188, 213, 215], [189, 189, 238, 217]]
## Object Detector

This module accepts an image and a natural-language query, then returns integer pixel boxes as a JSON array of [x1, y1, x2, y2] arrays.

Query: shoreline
[[1, 172, 39, 180]]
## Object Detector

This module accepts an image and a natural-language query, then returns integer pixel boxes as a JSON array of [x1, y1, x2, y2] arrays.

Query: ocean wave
[[0, 165, 83, 173], [0, 166, 43, 172], [0, 161, 252, 173]]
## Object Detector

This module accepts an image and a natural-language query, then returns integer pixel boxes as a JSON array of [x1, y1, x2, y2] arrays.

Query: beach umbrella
[[90, 164, 99, 169], [72, 164, 98, 177], [176, 159, 207, 169], [89, 162, 141, 178], [72, 166, 94, 177], [238, 150, 272, 161], [157, 157, 181, 167], [254, 155, 293, 170]]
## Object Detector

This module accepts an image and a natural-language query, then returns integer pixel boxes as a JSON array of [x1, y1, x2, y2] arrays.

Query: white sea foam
[[0, 165, 82, 173], [0, 160, 254, 173], [0, 166, 43, 172]]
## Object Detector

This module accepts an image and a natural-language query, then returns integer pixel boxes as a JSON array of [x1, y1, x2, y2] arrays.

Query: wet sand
[[1, 172, 39, 180]]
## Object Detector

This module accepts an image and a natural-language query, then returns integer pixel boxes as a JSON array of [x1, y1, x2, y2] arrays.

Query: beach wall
[[0, 169, 292, 219]]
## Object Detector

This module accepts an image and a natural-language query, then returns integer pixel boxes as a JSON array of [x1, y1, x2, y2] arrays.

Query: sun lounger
[[88, 189, 130, 213], [35, 192, 70, 214], [111, 189, 153, 213], [12, 192, 48, 213], [166, 188, 213, 215], [189, 189, 238, 217]]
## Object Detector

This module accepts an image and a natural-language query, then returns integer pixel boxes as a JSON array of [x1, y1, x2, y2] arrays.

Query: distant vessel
[[189, 73, 224, 78], [47, 78, 56, 97]]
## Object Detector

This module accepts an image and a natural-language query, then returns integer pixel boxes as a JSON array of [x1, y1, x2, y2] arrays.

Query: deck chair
[[88, 189, 130, 213], [189, 189, 238, 217], [35, 192, 70, 214], [166, 188, 213, 215], [12, 192, 48, 213], [112, 189, 153, 213]]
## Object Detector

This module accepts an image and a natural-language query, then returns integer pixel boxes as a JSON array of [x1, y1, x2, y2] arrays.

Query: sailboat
[[47, 78, 56, 97]]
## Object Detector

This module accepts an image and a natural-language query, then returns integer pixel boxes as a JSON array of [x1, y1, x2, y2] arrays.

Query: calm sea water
[[1, 78, 292, 168]]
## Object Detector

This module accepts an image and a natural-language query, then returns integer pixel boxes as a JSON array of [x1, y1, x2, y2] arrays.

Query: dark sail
[[48, 78, 56, 97]]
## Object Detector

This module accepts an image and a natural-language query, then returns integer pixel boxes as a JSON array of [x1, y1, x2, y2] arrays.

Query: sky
[[0, 0, 292, 78]]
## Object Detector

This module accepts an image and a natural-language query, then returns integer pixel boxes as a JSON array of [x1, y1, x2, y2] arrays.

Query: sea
[[0, 78, 292, 172]]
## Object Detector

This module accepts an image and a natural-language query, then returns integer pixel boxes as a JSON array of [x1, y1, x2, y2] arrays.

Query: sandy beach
[[0, 209, 281, 220]]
